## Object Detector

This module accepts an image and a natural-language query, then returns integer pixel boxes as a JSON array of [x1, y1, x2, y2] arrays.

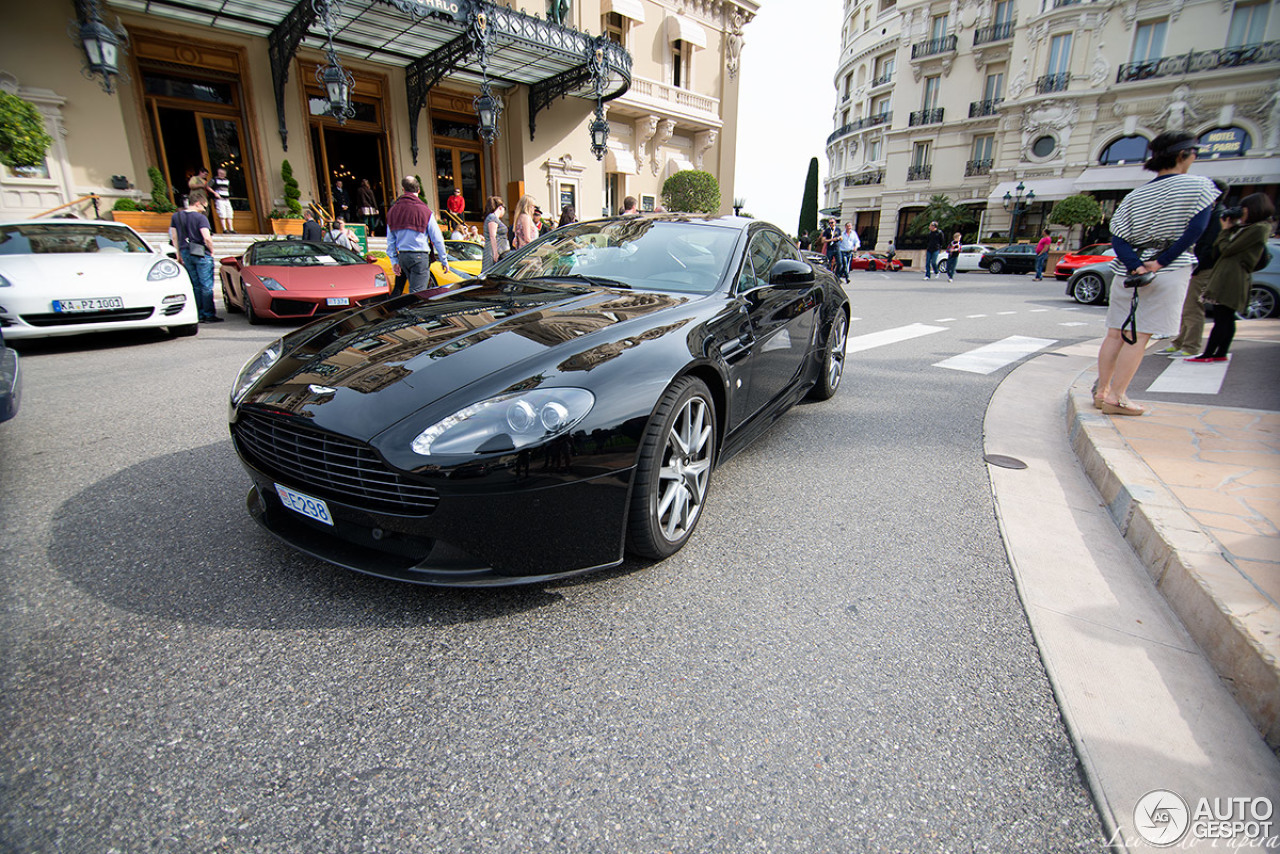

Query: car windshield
[[250, 241, 366, 266], [489, 219, 739, 294], [0, 223, 151, 255], [445, 241, 483, 263], [1077, 244, 1112, 255]]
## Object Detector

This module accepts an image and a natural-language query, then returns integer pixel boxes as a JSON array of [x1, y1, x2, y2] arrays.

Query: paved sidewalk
[[1069, 351, 1280, 749]]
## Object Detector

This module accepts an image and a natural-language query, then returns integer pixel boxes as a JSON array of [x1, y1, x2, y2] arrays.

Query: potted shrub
[[111, 167, 178, 232], [271, 160, 305, 235]]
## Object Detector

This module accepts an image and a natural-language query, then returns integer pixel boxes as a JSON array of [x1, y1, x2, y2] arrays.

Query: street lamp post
[[1002, 181, 1036, 243]]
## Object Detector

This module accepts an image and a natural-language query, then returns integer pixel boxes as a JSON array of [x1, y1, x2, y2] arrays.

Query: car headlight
[[412, 388, 594, 457], [231, 338, 284, 406], [374, 272, 388, 289], [147, 258, 183, 281], [259, 275, 286, 292]]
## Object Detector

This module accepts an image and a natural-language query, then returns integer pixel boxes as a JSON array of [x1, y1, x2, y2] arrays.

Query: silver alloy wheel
[[655, 395, 713, 544], [827, 313, 848, 390], [1073, 273, 1104, 305], [1244, 285, 1277, 319]]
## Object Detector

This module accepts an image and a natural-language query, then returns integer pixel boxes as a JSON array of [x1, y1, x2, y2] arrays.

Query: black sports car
[[229, 215, 851, 586], [978, 243, 1039, 274]]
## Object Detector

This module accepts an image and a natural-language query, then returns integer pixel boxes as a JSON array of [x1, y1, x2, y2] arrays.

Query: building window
[[879, 0, 896, 11], [868, 138, 883, 161], [993, 0, 1014, 26], [1227, 1, 1269, 46], [673, 39, 690, 88], [984, 70, 1005, 102], [971, 134, 995, 162], [922, 76, 941, 112], [930, 14, 950, 41], [875, 54, 895, 83], [1048, 33, 1072, 77], [912, 141, 931, 167], [871, 93, 891, 118], [1131, 19, 1168, 62], [1198, 126, 1252, 158], [1032, 135, 1057, 158], [604, 11, 625, 46], [1098, 135, 1149, 165]]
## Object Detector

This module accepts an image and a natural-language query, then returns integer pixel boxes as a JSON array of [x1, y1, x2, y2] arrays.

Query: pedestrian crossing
[[839, 309, 1241, 395]]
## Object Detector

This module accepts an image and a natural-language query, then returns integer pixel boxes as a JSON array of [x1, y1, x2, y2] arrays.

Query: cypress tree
[[798, 157, 819, 240]]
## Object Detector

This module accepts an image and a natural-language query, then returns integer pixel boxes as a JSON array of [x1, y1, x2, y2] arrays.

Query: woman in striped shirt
[[1095, 131, 1220, 416]]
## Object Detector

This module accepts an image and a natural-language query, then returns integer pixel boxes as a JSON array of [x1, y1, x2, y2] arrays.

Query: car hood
[[239, 278, 692, 440], [0, 252, 161, 285], [244, 263, 380, 287]]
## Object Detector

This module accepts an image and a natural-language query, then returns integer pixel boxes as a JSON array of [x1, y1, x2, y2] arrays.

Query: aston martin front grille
[[233, 411, 439, 516]]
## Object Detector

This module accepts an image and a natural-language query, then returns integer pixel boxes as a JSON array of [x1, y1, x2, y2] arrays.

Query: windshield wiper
[[530, 274, 631, 289]]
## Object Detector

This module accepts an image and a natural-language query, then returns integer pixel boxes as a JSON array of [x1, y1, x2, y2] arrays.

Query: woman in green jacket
[[1187, 193, 1274, 362]]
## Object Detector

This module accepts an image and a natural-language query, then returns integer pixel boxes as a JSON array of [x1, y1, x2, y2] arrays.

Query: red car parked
[[1054, 243, 1115, 280], [847, 251, 903, 272], [220, 240, 389, 324]]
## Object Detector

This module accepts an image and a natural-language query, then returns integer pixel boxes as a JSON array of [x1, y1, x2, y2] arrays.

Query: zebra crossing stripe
[[845, 323, 948, 354], [933, 336, 1058, 374], [1147, 354, 1230, 394]]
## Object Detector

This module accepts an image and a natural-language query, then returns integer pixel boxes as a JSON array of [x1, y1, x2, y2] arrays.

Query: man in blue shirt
[[386, 176, 451, 293], [168, 197, 221, 322]]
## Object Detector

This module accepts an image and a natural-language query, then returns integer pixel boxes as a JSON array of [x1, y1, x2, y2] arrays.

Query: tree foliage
[[661, 170, 722, 214], [0, 92, 53, 170], [906, 194, 976, 236], [798, 157, 819, 239], [1049, 194, 1104, 249]]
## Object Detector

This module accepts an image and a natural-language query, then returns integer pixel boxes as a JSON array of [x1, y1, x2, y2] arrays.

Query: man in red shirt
[[446, 188, 466, 217]]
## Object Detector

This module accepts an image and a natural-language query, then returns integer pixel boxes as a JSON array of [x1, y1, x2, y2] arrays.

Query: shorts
[[214, 198, 233, 219]]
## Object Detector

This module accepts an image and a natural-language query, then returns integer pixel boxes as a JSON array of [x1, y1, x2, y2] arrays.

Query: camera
[[1221, 205, 1244, 220]]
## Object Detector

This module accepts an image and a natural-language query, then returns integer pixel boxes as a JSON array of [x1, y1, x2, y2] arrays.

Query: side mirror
[[770, 259, 815, 288]]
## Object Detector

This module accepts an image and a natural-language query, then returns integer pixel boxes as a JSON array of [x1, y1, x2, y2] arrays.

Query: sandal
[[1091, 381, 1105, 410], [1100, 398, 1145, 416]]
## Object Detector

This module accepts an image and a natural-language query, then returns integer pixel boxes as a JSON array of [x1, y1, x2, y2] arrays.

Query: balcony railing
[[1036, 73, 1070, 94], [1116, 41, 1280, 83], [973, 20, 1015, 45], [871, 71, 894, 87], [845, 170, 885, 187], [968, 98, 1003, 118], [911, 34, 958, 59], [907, 164, 932, 181], [965, 158, 993, 176], [623, 75, 721, 118], [909, 107, 945, 126], [825, 111, 892, 145]]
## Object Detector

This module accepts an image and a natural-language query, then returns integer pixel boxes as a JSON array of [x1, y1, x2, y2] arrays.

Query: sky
[[734, 0, 845, 233]]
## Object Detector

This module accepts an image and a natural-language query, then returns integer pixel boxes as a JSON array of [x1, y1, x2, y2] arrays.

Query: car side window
[[738, 231, 781, 292], [774, 233, 801, 264]]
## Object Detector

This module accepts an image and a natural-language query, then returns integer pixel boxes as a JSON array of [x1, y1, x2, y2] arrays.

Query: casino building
[[824, 0, 1280, 249], [0, 0, 757, 230]]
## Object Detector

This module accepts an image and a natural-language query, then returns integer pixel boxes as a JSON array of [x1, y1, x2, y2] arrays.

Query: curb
[[1066, 378, 1280, 749]]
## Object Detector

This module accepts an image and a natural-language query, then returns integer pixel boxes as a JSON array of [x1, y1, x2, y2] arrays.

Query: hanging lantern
[[589, 109, 609, 161], [316, 48, 356, 124], [474, 82, 501, 145], [71, 0, 129, 94]]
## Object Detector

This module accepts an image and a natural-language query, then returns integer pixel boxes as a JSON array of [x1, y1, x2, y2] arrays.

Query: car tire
[[808, 309, 848, 401], [627, 376, 716, 560], [244, 292, 262, 325], [989, 259, 1005, 274], [1244, 284, 1278, 319], [1072, 272, 1106, 305], [867, 261, 877, 272], [222, 277, 240, 313], [169, 323, 199, 338]]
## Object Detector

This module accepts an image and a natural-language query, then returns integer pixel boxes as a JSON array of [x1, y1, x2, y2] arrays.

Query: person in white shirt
[[211, 167, 234, 234], [837, 222, 860, 282]]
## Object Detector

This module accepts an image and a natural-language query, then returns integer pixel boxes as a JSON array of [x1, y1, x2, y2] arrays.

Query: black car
[[229, 215, 851, 586], [978, 243, 1039, 274], [0, 328, 19, 423]]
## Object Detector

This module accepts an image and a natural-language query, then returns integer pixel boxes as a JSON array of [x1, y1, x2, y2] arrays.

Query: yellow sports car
[[367, 240, 483, 292]]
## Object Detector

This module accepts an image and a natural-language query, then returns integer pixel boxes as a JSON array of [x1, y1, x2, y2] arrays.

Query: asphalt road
[[1, 270, 1111, 852]]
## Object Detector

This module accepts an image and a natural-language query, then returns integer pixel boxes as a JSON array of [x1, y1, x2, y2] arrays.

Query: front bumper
[[241, 457, 634, 586]]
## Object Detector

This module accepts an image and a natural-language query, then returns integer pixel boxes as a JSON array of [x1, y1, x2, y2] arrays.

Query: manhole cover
[[984, 454, 1028, 470]]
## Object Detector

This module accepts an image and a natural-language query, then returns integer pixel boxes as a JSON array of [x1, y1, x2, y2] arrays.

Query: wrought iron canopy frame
[[110, 0, 632, 158]]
